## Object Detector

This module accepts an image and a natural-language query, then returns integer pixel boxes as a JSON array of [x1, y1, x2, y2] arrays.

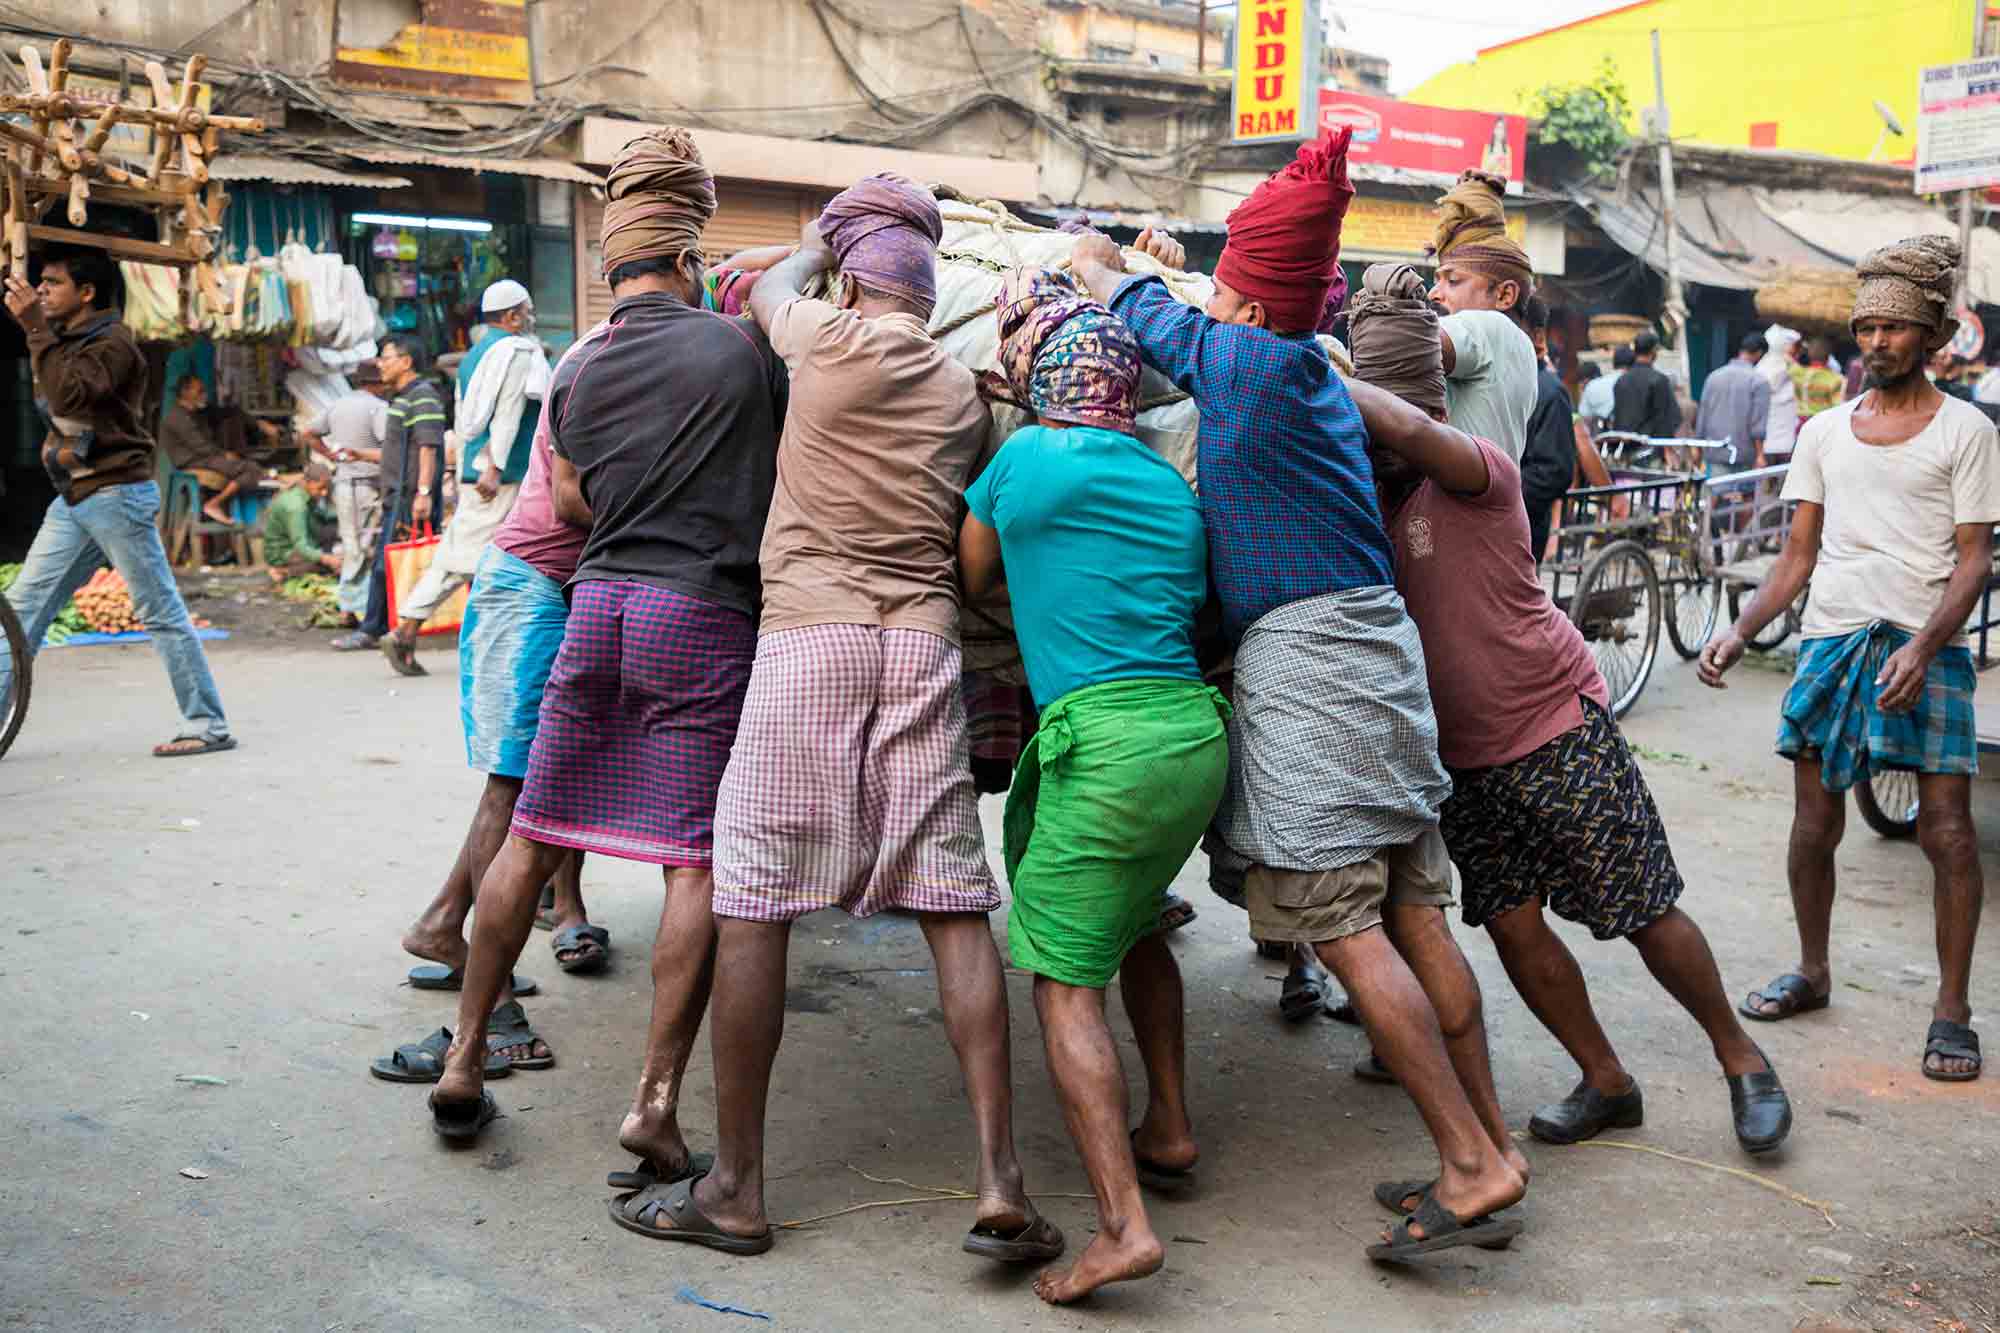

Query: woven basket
[[1588, 313, 1653, 348], [1755, 267, 1857, 335]]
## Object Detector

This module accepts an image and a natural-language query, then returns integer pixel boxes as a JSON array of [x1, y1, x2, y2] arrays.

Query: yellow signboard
[[1232, 0, 1318, 143], [1341, 196, 1525, 260], [334, 0, 532, 105]]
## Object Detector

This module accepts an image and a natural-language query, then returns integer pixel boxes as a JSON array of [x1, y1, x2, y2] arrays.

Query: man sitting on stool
[[160, 372, 275, 528]]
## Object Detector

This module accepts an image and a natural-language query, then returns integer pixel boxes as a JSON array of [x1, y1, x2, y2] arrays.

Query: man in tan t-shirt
[[1702, 235, 1996, 1084], [692, 176, 1060, 1263]]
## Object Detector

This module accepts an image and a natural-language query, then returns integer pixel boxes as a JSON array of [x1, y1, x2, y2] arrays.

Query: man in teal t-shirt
[[957, 264, 1227, 1307]]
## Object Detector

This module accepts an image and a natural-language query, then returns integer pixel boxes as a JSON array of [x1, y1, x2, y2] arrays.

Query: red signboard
[[1317, 89, 1528, 195]]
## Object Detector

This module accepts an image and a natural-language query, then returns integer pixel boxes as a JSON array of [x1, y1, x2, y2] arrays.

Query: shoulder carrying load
[[899, 189, 1353, 676]]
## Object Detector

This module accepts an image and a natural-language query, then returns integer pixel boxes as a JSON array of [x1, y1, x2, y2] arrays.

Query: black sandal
[[429, 1089, 498, 1143], [963, 1211, 1066, 1262], [1130, 1130, 1196, 1193], [552, 923, 611, 975], [487, 1000, 554, 1070], [1923, 1018, 1983, 1082], [606, 1151, 715, 1192], [606, 1176, 773, 1255], [369, 1026, 512, 1083], [1366, 1189, 1523, 1263], [1739, 972, 1829, 1022]]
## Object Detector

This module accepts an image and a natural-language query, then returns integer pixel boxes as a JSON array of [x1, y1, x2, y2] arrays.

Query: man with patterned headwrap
[[1072, 131, 1529, 1263], [421, 129, 791, 1165], [1425, 170, 1539, 463], [953, 266, 1225, 1305], [685, 173, 1060, 1265], [1703, 235, 1997, 1084]]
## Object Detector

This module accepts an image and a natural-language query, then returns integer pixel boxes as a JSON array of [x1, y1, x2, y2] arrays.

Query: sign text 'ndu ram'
[[1232, 0, 1320, 144]]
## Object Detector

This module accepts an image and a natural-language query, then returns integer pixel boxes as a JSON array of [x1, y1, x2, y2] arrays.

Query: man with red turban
[[1072, 128, 1530, 1263]]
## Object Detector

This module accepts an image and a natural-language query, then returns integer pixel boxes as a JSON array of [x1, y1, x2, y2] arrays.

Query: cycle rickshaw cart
[[1543, 433, 1746, 719]]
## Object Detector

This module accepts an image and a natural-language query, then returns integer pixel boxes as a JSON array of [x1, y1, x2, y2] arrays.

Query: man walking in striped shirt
[[333, 336, 447, 652]]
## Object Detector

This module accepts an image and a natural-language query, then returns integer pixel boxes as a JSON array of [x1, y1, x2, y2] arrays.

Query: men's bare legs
[[1031, 976, 1162, 1305], [435, 833, 570, 1105], [1627, 907, 1767, 1077], [402, 775, 526, 976], [688, 917, 792, 1241], [1483, 903, 1632, 1096], [1382, 904, 1528, 1189], [618, 867, 721, 1173], [1740, 755, 1846, 1016], [916, 912, 1033, 1231], [1120, 932, 1196, 1174], [1316, 925, 1525, 1234], [1917, 773, 1984, 1076]]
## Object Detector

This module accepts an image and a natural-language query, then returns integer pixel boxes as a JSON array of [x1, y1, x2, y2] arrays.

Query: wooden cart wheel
[[1854, 768, 1920, 840], [1569, 538, 1662, 719]]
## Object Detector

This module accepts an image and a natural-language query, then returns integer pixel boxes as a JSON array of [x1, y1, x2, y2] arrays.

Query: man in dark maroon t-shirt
[[1344, 304, 1793, 1158]]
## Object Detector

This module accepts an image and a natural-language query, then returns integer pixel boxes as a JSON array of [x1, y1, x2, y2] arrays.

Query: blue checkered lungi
[[1776, 621, 1978, 792]]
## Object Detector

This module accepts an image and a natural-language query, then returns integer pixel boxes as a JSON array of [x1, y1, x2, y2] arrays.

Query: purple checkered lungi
[[712, 624, 1001, 922], [510, 580, 755, 865]]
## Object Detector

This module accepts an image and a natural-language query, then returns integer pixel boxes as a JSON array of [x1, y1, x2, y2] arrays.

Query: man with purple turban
[[678, 174, 1062, 1263], [955, 266, 1225, 1304]]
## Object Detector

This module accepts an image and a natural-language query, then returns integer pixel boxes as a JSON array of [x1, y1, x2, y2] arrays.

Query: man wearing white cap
[[1757, 325, 1802, 459], [384, 278, 552, 676]]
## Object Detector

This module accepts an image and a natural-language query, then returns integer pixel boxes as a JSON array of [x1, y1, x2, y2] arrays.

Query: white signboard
[[1917, 57, 2000, 195]]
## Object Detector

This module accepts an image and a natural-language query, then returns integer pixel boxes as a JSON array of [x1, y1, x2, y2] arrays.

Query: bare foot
[[1387, 1163, 1525, 1244], [401, 920, 467, 972], [1033, 1227, 1165, 1305], [1131, 1117, 1197, 1174], [618, 1101, 696, 1178], [201, 500, 237, 527], [434, 1031, 487, 1105], [971, 1158, 1032, 1234], [689, 1170, 769, 1239]]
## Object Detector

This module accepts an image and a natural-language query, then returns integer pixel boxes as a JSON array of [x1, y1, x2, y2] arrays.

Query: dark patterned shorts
[[1439, 697, 1683, 940]]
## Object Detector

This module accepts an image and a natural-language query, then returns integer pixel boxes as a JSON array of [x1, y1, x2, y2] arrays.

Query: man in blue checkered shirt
[[1073, 163, 1529, 1259]]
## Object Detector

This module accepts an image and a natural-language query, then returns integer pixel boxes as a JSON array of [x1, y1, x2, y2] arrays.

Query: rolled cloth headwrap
[[1851, 234, 1961, 349], [1430, 169, 1533, 293], [1347, 262, 1447, 419], [989, 266, 1142, 434], [600, 127, 716, 276], [1214, 126, 1356, 333], [816, 172, 943, 317]]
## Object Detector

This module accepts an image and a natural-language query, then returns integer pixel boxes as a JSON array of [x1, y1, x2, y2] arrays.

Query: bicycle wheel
[[1569, 539, 1662, 719], [1854, 769, 1919, 840], [1666, 550, 1721, 661], [1730, 587, 1801, 652], [0, 594, 30, 761]]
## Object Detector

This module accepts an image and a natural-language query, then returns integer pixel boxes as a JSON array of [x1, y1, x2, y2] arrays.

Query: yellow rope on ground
[[1565, 1138, 1838, 1228], [775, 1164, 1095, 1231]]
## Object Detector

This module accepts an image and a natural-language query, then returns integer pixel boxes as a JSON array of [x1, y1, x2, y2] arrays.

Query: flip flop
[[1131, 1130, 1196, 1193], [370, 1026, 513, 1083], [607, 1176, 774, 1255], [1353, 1053, 1398, 1085], [1366, 1190, 1523, 1263], [1156, 894, 1198, 934], [406, 965, 538, 997], [1372, 1178, 1435, 1216], [552, 923, 611, 976], [487, 1000, 554, 1071], [963, 1211, 1066, 1262], [1923, 1018, 1983, 1082], [429, 1089, 499, 1143], [153, 735, 237, 758], [1738, 972, 1829, 1023], [606, 1151, 715, 1192]]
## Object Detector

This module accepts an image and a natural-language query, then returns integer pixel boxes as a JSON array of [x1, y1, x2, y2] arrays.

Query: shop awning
[[209, 154, 412, 189], [332, 145, 603, 186], [1582, 182, 2000, 304]]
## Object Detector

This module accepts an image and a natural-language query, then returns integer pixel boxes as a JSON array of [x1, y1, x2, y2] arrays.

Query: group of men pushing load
[[7, 110, 1982, 1307]]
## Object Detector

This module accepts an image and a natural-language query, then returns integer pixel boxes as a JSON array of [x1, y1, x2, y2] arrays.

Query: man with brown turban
[[1703, 234, 1997, 1084], [1426, 170, 1539, 463], [422, 130, 793, 1172]]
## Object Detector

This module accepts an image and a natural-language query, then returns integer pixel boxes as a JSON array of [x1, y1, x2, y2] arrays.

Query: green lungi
[[1003, 678, 1230, 987]]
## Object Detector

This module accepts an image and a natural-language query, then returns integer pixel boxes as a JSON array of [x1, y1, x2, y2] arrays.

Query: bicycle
[[0, 592, 29, 760]]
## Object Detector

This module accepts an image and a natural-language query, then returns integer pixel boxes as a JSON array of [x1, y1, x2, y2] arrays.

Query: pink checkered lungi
[[712, 624, 1001, 922]]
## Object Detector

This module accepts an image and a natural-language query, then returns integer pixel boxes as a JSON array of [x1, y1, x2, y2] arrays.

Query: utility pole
[[1198, 0, 1208, 73], [1651, 29, 1688, 340], [1956, 0, 1986, 309]]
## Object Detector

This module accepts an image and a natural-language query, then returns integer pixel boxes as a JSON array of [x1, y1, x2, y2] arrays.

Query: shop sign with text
[[1232, 0, 1319, 144], [1319, 90, 1527, 195]]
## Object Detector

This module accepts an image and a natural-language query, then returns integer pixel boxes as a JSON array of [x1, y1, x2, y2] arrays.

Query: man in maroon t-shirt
[[1344, 307, 1793, 1158]]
